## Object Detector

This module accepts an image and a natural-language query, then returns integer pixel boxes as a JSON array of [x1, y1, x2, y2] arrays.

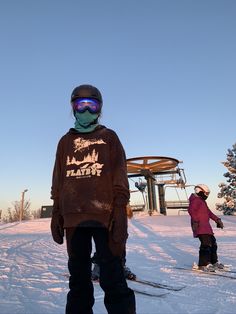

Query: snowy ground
[[0, 213, 236, 314]]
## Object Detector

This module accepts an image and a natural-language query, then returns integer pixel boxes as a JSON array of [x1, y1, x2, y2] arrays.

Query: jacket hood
[[189, 193, 199, 202]]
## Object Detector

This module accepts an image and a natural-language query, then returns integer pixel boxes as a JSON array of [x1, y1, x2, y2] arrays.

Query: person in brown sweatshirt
[[50, 84, 136, 314]]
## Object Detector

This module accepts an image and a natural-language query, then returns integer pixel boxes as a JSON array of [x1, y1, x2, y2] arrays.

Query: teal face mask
[[74, 111, 99, 133]]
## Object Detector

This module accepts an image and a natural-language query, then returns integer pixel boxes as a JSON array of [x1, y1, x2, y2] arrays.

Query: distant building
[[40, 205, 53, 218]]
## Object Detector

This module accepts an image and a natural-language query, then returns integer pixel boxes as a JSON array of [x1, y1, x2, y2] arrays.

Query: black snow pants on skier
[[65, 227, 136, 314], [198, 234, 218, 266]]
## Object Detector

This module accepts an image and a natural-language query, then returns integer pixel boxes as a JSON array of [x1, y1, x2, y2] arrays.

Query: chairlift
[[164, 184, 194, 215], [129, 178, 147, 212], [127, 156, 189, 216], [134, 180, 147, 193]]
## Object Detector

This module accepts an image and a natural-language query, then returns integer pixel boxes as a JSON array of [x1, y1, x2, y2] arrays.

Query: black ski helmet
[[71, 84, 103, 106]]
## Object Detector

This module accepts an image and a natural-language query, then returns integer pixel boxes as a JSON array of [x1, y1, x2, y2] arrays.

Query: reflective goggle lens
[[72, 98, 101, 113]]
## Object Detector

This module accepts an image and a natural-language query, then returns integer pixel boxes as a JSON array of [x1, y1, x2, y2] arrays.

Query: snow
[[0, 213, 236, 314]]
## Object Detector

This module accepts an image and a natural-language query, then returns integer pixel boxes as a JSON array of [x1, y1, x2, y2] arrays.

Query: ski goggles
[[72, 98, 101, 113]]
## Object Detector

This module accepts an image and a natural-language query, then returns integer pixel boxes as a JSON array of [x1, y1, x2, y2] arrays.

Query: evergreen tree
[[216, 143, 236, 215]]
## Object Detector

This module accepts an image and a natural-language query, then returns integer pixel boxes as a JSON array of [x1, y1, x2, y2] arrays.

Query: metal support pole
[[152, 182, 157, 211], [158, 184, 166, 215], [146, 177, 157, 216], [20, 189, 28, 222], [146, 177, 153, 215]]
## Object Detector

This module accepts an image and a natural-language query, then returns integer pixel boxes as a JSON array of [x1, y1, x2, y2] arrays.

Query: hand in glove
[[191, 221, 199, 232], [51, 212, 64, 244], [108, 206, 128, 257], [216, 218, 224, 229]]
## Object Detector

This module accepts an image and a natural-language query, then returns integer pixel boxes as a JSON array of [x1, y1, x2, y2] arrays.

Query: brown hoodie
[[51, 126, 130, 228]]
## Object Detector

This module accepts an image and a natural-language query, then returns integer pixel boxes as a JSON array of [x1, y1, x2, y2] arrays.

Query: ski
[[94, 280, 169, 298], [63, 273, 185, 291], [217, 269, 236, 274], [129, 277, 185, 291], [90, 278, 169, 297], [173, 266, 236, 280], [90, 280, 169, 298], [132, 288, 169, 298], [183, 262, 236, 274], [183, 263, 236, 274]]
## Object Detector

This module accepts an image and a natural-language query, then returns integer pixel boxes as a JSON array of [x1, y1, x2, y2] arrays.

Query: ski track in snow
[[0, 215, 236, 314]]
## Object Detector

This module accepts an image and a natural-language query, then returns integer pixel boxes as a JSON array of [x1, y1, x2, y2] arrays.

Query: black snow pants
[[198, 234, 218, 266], [65, 227, 136, 314], [92, 249, 127, 267]]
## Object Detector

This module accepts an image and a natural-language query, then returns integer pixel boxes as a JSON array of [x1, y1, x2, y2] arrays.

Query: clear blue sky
[[0, 0, 235, 213]]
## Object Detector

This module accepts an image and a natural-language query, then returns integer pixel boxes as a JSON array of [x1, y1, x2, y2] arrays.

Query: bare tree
[[5, 200, 31, 222]]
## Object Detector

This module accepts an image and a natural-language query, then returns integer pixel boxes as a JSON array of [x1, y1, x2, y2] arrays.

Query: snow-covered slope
[[0, 213, 236, 314]]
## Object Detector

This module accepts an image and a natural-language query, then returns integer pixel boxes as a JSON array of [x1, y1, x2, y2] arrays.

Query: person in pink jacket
[[188, 184, 224, 271]]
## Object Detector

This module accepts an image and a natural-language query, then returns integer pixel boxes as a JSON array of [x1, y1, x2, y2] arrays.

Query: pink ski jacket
[[188, 193, 219, 237]]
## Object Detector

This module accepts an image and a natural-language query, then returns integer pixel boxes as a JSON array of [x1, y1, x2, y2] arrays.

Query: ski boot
[[213, 262, 224, 270], [193, 262, 215, 272], [198, 264, 215, 272]]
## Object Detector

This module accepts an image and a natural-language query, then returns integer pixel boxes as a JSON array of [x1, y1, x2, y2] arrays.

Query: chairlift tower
[[127, 156, 186, 215]]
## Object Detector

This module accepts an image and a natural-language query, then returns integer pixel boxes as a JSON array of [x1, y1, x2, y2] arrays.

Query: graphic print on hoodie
[[66, 137, 106, 178]]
